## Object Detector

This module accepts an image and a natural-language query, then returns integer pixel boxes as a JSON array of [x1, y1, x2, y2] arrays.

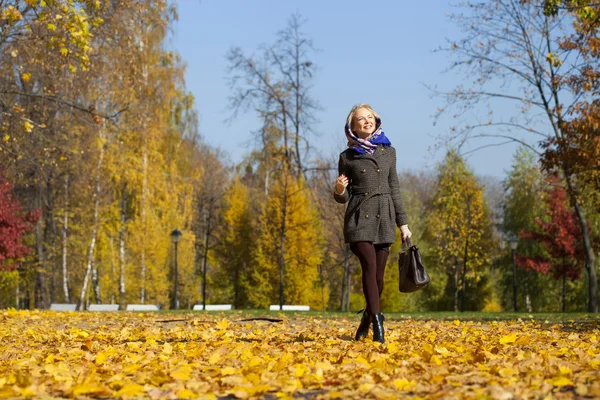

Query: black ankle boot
[[372, 313, 385, 343], [355, 309, 370, 340]]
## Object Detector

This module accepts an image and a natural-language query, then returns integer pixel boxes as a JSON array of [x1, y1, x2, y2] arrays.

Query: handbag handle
[[400, 237, 412, 253]]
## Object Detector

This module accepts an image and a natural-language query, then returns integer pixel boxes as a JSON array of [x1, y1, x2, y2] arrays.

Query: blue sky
[[171, 0, 530, 178]]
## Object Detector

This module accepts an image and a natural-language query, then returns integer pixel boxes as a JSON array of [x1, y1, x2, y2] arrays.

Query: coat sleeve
[[333, 153, 350, 204], [388, 147, 408, 226]]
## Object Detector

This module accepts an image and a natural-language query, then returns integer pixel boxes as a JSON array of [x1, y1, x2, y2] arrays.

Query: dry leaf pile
[[1, 310, 599, 399]]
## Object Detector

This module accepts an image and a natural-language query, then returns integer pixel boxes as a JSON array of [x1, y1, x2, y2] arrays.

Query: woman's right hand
[[335, 174, 349, 195]]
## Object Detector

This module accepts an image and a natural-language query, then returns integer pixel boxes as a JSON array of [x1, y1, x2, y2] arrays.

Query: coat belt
[[351, 187, 392, 196]]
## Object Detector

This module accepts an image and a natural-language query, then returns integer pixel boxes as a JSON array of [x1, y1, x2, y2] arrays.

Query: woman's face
[[352, 108, 377, 139]]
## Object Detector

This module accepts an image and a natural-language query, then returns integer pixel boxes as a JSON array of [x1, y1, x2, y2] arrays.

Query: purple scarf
[[345, 118, 392, 155]]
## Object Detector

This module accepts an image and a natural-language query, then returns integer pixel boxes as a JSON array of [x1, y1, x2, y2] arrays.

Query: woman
[[333, 104, 412, 344]]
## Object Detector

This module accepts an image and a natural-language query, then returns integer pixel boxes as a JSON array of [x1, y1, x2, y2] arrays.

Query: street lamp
[[171, 229, 182, 310], [509, 235, 518, 312]]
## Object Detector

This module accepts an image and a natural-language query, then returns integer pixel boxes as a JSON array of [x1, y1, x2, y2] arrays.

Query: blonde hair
[[345, 103, 381, 132]]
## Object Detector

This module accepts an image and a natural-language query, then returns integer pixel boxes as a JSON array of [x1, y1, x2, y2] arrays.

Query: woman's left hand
[[400, 225, 412, 241]]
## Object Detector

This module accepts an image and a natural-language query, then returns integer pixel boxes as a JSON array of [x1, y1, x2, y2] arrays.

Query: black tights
[[351, 242, 390, 315]]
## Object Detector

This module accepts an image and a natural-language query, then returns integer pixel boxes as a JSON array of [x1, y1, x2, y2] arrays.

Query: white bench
[[50, 304, 77, 311], [192, 304, 232, 311], [88, 304, 120, 311], [126, 304, 160, 311], [269, 305, 310, 311]]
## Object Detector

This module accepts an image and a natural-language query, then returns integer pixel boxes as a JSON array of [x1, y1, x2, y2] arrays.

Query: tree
[[423, 151, 495, 311], [0, 0, 204, 310], [216, 176, 256, 309], [249, 172, 325, 309], [0, 172, 37, 271], [502, 146, 546, 311], [227, 14, 322, 309], [518, 174, 586, 311], [435, 0, 599, 312], [226, 12, 320, 178]]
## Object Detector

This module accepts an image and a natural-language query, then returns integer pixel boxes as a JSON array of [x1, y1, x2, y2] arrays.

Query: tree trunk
[[525, 271, 532, 313], [15, 275, 19, 310], [92, 261, 101, 304], [35, 188, 47, 309], [564, 174, 598, 312], [454, 257, 459, 312], [78, 134, 104, 310], [562, 272, 566, 313], [294, 39, 303, 177], [202, 203, 212, 308], [461, 237, 468, 312], [109, 236, 117, 304], [139, 30, 150, 304], [78, 239, 95, 310], [140, 143, 148, 304], [278, 173, 288, 310], [46, 175, 57, 304], [119, 187, 127, 309], [61, 174, 70, 303]]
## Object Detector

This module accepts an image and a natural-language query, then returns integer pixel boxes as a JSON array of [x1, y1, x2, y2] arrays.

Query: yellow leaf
[[177, 389, 196, 399], [430, 355, 442, 365], [498, 367, 517, 377], [0, 386, 17, 398], [355, 356, 371, 368], [18, 386, 38, 397], [559, 366, 573, 376], [499, 333, 518, 344], [2, 134, 9, 143], [549, 376, 573, 387], [60, 48, 69, 56], [47, 23, 57, 31], [23, 122, 33, 133], [387, 342, 398, 353], [95, 352, 107, 365], [162, 342, 173, 355], [170, 367, 191, 381], [515, 335, 531, 345], [216, 319, 230, 330], [435, 346, 450, 356], [115, 384, 145, 396], [220, 367, 237, 376], [208, 351, 220, 365], [10, 50, 18, 57], [453, 319, 460, 326], [588, 360, 600, 369], [576, 384, 588, 396], [21, 73, 31, 83], [295, 364, 308, 377], [394, 378, 416, 390]]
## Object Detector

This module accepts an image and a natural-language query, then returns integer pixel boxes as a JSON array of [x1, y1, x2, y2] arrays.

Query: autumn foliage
[[0, 173, 37, 271], [517, 175, 585, 281], [0, 310, 599, 398]]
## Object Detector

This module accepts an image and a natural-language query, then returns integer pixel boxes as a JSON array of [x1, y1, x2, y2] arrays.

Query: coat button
[[364, 215, 369, 219], [376, 214, 380, 218], [361, 169, 366, 174], [364, 192, 369, 196], [377, 169, 381, 173]]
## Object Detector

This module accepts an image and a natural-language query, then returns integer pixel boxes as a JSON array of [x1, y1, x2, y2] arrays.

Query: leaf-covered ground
[[1, 310, 599, 399]]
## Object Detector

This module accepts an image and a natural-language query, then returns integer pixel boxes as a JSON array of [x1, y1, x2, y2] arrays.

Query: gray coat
[[334, 145, 408, 244]]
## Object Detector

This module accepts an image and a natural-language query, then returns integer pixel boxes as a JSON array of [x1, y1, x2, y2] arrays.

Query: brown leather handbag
[[398, 239, 430, 292]]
